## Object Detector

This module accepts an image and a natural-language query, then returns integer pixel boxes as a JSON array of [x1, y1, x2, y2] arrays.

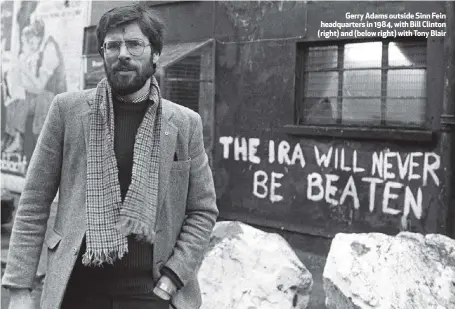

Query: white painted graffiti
[[219, 137, 441, 220], [253, 171, 284, 203]]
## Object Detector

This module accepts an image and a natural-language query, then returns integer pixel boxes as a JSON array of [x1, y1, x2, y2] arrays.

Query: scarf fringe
[[82, 245, 128, 267], [117, 217, 156, 244]]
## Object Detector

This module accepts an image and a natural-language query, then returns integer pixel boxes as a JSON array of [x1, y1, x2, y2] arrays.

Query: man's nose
[[118, 43, 131, 60]]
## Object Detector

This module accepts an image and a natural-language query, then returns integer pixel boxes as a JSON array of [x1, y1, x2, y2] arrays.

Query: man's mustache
[[113, 61, 136, 71]]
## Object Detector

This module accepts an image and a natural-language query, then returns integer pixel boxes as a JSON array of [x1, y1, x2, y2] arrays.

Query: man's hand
[[8, 288, 34, 309], [153, 275, 177, 300]]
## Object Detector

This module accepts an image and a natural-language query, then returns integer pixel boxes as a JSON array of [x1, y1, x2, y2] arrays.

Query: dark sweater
[[67, 97, 182, 296], [113, 98, 150, 200]]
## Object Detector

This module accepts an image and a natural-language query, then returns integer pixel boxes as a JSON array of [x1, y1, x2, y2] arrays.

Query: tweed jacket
[[2, 88, 219, 309]]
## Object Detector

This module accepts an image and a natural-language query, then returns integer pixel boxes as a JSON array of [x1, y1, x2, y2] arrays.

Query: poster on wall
[[1, 0, 90, 192]]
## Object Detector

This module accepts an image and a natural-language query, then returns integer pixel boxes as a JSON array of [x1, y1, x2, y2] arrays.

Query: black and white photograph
[[0, 1, 454, 309]]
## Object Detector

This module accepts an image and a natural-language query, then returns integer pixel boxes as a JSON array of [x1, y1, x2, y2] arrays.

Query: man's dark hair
[[96, 4, 165, 57]]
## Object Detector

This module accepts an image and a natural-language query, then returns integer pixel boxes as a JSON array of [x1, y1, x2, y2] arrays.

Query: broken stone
[[323, 232, 455, 309], [198, 221, 313, 309]]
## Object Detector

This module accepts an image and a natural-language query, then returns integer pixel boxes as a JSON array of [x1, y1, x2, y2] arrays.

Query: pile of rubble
[[199, 221, 455, 309]]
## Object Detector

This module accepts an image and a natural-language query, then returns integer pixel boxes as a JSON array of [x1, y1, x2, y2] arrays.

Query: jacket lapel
[[158, 100, 177, 209], [81, 97, 93, 150]]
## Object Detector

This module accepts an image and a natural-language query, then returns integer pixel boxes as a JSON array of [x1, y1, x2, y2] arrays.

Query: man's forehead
[[104, 23, 148, 42]]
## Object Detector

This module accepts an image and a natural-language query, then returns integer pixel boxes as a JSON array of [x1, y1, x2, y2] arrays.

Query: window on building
[[83, 25, 98, 55], [163, 55, 202, 113], [295, 39, 427, 128], [157, 41, 214, 115]]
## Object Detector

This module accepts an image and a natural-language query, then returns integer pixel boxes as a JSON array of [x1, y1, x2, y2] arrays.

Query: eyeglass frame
[[101, 39, 152, 57]]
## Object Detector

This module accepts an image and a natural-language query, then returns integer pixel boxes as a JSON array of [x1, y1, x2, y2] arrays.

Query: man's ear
[[152, 53, 160, 64]]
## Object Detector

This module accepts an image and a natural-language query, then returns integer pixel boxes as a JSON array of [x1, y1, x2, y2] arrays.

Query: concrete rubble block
[[198, 221, 313, 309], [323, 232, 455, 309]]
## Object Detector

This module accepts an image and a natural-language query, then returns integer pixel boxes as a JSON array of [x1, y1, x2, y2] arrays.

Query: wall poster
[[1, 0, 90, 192]]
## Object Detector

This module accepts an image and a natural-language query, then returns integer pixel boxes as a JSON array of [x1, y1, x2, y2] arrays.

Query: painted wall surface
[[211, 1, 448, 236], [90, 0, 135, 25], [213, 1, 444, 42], [216, 136, 443, 236], [1, 0, 90, 192], [149, 1, 214, 44]]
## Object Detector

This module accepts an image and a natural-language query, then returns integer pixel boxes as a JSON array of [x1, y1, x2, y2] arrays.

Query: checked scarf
[[82, 76, 162, 266]]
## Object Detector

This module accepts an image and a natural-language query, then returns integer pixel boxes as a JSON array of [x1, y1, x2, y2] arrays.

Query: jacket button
[[72, 247, 78, 255]]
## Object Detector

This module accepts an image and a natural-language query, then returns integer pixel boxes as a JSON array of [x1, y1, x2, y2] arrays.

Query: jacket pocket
[[45, 229, 62, 250]]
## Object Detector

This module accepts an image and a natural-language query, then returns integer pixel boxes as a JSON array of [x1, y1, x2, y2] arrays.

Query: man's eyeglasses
[[102, 39, 151, 57]]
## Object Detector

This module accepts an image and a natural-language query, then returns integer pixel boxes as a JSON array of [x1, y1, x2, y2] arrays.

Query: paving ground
[[1, 196, 330, 309]]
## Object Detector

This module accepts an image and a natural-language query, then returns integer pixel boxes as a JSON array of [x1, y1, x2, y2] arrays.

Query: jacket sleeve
[[163, 113, 218, 286], [2, 94, 64, 290]]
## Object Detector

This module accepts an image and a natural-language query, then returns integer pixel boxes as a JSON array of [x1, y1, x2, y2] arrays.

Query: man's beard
[[104, 59, 155, 96]]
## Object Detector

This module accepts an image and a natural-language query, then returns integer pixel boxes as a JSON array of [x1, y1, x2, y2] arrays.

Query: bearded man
[[2, 4, 218, 309]]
